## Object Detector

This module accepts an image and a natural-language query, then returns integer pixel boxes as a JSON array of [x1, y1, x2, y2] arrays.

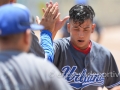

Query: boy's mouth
[[78, 40, 84, 42]]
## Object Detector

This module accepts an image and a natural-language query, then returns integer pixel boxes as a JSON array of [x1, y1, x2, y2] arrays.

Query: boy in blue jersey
[[37, 2, 120, 90]]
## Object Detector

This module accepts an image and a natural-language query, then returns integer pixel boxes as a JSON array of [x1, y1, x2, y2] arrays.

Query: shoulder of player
[[12, 53, 46, 67], [16, 52, 43, 60], [25, 53, 61, 77], [19, 53, 56, 67], [15, 53, 58, 74], [53, 37, 70, 46], [91, 40, 111, 56]]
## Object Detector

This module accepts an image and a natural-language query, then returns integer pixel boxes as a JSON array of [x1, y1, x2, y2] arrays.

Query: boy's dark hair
[[69, 4, 95, 25]]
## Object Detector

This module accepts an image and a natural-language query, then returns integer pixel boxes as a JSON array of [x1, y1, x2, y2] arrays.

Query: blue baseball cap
[[0, 3, 44, 36]]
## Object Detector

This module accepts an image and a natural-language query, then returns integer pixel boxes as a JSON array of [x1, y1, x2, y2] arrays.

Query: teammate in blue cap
[[0, 0, 45, 58], [0, 3, 73, 90]]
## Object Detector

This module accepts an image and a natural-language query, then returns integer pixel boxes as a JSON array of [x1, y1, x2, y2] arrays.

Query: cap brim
[[30, 24, 44, 30]]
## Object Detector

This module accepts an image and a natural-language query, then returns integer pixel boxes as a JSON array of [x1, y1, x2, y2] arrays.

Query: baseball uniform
[[40, 31, 120, 90], [0, 51, 73, 90]]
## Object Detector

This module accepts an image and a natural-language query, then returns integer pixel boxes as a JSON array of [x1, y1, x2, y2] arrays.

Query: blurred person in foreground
[[0, 3, 73, 90], [37, 2, 120, 90], [0, 0, 68, 61], [0, 0, 45, 58]]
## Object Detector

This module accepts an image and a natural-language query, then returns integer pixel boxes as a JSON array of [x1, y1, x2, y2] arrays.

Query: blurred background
[[17, 1, 120, 89]]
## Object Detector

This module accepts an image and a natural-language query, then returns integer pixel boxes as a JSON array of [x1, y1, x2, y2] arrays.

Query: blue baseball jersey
[[41, 31, 120, 90], [53, 37, 120, 90]]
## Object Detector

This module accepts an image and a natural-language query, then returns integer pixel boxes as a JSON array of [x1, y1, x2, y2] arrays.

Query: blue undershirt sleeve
[[40, 30, 54, 62]]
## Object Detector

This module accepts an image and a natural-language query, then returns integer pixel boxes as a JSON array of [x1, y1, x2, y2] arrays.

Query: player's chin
[[77, 41, 85, 46], [76, 43, 85, 48], [78, 45, 85, 49], [77, 42, 86, 48]]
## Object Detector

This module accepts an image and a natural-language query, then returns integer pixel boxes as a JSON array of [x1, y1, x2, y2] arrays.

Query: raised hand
[[37, 3, 59, 33], [36, 1, 69, 39]]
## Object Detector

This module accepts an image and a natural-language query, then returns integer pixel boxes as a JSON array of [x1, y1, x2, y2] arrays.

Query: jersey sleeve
[[53, 40, 62, 66], [53, 38, 69, 66], [40, 30, 54, 62], [29, 30, 45, 58], [105, 53, 120, 89]]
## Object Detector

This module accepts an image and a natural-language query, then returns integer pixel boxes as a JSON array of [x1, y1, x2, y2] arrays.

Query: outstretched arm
[[38, 1, 59, 62], [36, 1, 69, 62]]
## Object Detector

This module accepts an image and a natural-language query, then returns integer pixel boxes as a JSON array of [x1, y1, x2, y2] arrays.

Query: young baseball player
[[39, 3, 120, 90], [0, 3, 73, 90]]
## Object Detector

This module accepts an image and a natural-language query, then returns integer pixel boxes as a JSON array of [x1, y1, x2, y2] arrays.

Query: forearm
[[52, 30, 58, 40], [40, 30, 54, 62]]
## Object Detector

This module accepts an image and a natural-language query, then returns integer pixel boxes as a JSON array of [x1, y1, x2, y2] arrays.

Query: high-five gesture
[[37, 2, 59, 33], [36, 1, 69, 39]]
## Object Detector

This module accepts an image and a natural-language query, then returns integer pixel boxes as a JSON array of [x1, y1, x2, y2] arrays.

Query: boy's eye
[[84, 28, 89, 31], [84, 30, 88, 31]]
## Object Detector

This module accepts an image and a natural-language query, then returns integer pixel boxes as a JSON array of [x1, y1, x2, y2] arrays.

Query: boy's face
[[67, 19, 96, 49]]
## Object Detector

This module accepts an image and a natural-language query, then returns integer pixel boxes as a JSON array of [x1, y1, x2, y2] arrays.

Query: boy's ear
[[91, 24, 96, 33]]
